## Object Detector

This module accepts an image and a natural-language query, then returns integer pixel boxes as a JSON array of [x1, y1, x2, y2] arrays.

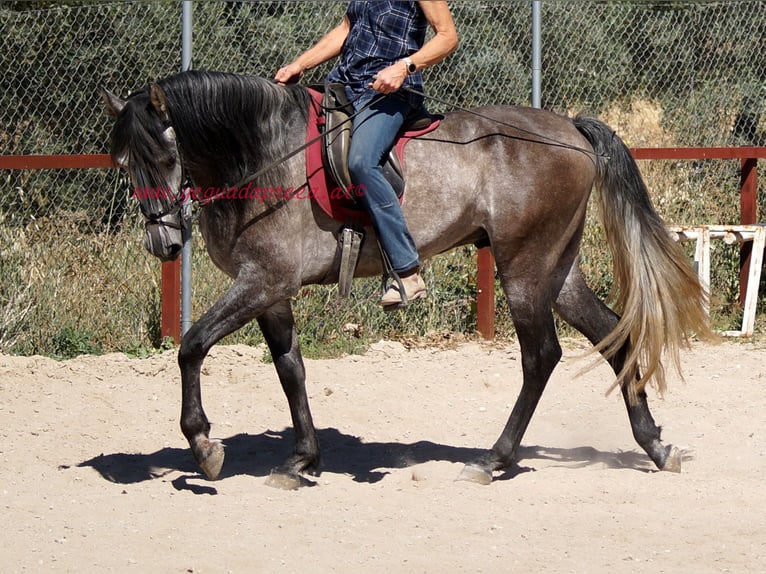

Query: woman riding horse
[[276, 1, 458, 309]]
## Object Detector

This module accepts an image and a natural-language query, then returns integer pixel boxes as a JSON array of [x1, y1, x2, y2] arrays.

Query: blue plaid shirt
[[326, 1, 428, 108]]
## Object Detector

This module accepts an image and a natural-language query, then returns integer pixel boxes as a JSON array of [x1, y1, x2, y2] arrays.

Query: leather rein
[[145, 84, 604, 227]]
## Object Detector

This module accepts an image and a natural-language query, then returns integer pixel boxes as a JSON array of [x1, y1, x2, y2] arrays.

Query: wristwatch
[[402, 57, 417, 75]]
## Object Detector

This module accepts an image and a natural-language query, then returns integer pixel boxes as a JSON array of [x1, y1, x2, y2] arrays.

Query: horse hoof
[[198, 439, 225, 481], [265, 469, 314, 490], [456, 464, 493, 485], [661, 447, 682, 473]]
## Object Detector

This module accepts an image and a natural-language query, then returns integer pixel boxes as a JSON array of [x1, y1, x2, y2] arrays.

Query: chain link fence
[[1, 1, 765, 355]]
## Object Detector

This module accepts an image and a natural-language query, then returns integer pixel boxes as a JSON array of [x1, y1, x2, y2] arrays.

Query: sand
[[2, 338, 765, 573]]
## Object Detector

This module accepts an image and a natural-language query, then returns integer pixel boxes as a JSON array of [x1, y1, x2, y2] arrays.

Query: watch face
[[408, 63, 417, 74]]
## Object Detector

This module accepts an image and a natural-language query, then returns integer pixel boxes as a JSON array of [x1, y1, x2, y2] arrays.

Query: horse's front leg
[[257, 300, 320, 481], [178, 279, 269, 480]]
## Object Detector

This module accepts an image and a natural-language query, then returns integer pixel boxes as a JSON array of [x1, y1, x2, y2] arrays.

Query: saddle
[[305, 84, 440, 222], [304, 84, 441, 298], [320, 83, 436, 201]]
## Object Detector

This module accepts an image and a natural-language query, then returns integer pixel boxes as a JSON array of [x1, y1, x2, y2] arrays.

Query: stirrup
[[378, 244, 411, 311], [338, 227, 364, 298]]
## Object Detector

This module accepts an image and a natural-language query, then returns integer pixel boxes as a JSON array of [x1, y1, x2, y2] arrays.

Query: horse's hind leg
[[553, 262, 680, 472], [621, 387, 681, 472], [461, 267, 563, 484]]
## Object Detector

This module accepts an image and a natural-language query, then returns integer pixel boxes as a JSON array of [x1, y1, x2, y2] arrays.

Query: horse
[[101, 70, 713, 486]]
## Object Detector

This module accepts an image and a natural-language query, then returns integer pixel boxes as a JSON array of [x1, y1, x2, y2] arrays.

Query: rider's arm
[[411, 1, 459, 71], [371, 1, 458, 94], [275, 17, 351, 84]]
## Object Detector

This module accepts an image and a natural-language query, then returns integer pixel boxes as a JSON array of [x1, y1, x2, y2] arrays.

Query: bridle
[[133, 120, 191, 230], [138, 195, 185, 228]]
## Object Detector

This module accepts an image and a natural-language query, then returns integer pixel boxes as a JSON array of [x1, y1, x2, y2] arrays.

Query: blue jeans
[[348, 93, 421, 275]]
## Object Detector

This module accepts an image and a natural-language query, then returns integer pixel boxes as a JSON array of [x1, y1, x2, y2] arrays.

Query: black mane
[[159, 70, 311, 188], [112, 70, 311, 193], [110, 85, 177, 194]]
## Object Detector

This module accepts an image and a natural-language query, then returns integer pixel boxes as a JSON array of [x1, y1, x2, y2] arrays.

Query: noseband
[[139, 199, 184, 228]]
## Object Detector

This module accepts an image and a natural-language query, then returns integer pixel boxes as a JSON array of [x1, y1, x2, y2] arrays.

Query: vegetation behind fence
[[1, 1, 765, 356]]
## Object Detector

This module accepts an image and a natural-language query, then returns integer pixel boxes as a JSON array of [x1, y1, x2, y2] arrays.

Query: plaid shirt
[[326, 1, 428, 108]]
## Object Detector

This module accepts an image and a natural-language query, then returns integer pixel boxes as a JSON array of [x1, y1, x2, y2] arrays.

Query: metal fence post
[[180, 0, 193, 338], [531, 0, 542, 109], [162, 1, 193, 344]]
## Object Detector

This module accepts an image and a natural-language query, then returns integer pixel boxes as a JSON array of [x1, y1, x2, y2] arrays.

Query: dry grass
[[1, 216, 161, 356], [1, 99, 760, 356]]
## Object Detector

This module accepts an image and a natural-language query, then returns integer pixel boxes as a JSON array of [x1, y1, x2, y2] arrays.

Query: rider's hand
[[275, 62, 305, 85], [369, 61, 408, 94]]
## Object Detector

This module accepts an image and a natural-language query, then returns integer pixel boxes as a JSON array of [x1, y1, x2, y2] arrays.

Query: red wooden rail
[[3, 149, 764, 344], [475, 147, 766, 339], [0, 154, 115, 169], [0, 153, 183, 343]]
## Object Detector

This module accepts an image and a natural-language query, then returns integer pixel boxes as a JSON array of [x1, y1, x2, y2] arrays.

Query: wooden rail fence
[[2, 147, 765, 343], [476, 147, 766, 339]]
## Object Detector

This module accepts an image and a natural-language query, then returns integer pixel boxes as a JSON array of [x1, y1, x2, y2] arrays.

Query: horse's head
[[101, 84, 184, 261]]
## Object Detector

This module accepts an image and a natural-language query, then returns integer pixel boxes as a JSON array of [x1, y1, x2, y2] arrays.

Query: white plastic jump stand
[[668, 224, 766, 337]]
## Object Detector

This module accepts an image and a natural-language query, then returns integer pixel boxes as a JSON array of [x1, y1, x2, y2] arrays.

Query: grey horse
[[102, 70, 712, 486]]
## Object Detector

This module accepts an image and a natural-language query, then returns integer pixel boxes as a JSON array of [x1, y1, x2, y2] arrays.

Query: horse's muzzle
[[144, 220, 183, 261]]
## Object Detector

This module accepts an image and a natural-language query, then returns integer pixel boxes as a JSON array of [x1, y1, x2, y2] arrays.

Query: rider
[[275, 1, 458, 309]]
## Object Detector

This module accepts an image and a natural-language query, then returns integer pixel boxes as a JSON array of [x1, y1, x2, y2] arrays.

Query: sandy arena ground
[[1, 338, 765, 573]]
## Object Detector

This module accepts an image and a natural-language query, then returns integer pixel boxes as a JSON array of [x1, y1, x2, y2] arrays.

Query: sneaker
[[381, 273, 427, 309]]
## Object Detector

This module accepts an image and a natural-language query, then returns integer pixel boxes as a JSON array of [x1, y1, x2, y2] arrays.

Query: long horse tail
[[573, 116, 716, 400]]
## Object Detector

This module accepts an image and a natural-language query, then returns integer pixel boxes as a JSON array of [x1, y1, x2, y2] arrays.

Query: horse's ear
[[101, 89, 125, 117], [149, 83, 168, 117]]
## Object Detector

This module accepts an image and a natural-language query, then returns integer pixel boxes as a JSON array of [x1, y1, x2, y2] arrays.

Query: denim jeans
[[348, 92, 421, 275]]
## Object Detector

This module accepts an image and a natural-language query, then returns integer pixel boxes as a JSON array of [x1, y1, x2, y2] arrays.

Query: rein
[[142, 88, 385, 227], [221, 84, 608, 195], [157, 84, 608, 224], [215, 89, 385, 195], [400, 86, 609, 160]]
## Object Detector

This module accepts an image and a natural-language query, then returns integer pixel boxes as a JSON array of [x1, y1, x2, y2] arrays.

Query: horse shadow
[[76, 427, 666, 493]]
